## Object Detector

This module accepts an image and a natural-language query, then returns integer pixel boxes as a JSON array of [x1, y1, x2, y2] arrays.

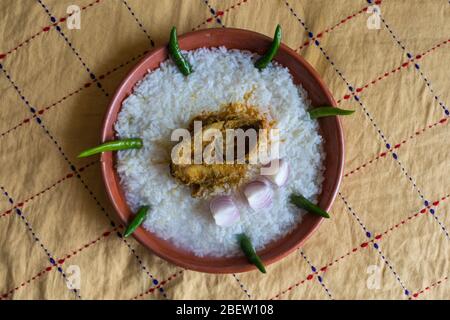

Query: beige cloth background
[[0, 0, 449, 300]]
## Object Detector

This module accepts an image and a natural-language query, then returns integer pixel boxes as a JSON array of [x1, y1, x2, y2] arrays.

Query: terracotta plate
[[101, 28, 344, 274]]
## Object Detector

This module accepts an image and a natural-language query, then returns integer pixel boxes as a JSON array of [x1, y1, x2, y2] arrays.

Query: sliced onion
[[262, 159, 289, 187], [210, 195, 240, 227], [244, 180, 273, 210]]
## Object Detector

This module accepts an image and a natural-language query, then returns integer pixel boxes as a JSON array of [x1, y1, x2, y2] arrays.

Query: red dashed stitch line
[[0, 161, 97, 219], [132, 270, 184, 300], [336, 37, 450, 104], [0, 0, 103, 61], [409, 276, 448, 300], [419, 38, 450, 58], [337, 64, 404, 104], [58, 225, 122, 263], [0, 49, 149, 139], [296, 1, 382, 52], [192, 0, 249, 30], [270, 194, 449, 299], [270, 271, 319, 300], [344, 118, 448, 178], [0, 225, 120, 300], [0, 267, 52, 300], [380, 195, 449, 239], [270, 240, 375, 299]]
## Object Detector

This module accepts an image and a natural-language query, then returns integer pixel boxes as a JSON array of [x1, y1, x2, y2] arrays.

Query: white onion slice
[[244, 180, 273, 210], [262, 159, 289, 187], [210, 196, 240, 227]]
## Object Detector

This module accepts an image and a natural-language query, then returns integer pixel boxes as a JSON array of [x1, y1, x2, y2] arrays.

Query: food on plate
[[77, 138, 143, 158], [308, 106, 354, 119], [290, 193, 330, 219], [79, 25, 353, 272], [114, 43, 326, 261], [170, 103, 273, 197], [169, 26, 192, 76], [210, 195, 240, 227], [243, 180, 273, 210], [238, 233, 266, 273], [263, 158, 289, 187], [124, 205, 151, 237], [255, 24, 282, 70]]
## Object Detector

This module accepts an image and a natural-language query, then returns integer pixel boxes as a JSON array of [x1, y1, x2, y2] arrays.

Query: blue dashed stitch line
[[373, 244, 410, 296], [0, 186, 81, 299], [120, 233, 167, 299], [340, 191, 410, 296], [202, 0, 225, 27], [285, 1, 436, 210], [394, 157, 427, 202], [378, 14, 450, 238], [122, 0, 155, 47], [35, 0, 109, 97], [429, 207, 450, 239], [4, 5, 167, 297], [314, 42, 389, 145], [285, 5, 390, 144], [284, 1, 309, 30], [300, 251, 334, 299], [0, 64, 168, 296], [232, 274, 252, 299], [0, 65, 117, 222], [415, 66, 450, 114], [339, 193, 372, 237], [381, 18, 406, 51], [283, 2, 414, 297], [0, 67, 77, 165], [380, 15, 450, 115]]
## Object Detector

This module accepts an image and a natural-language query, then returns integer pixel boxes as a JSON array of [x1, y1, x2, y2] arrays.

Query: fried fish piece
[[170, 103, 272, 197], [170, 163, 247, 197]]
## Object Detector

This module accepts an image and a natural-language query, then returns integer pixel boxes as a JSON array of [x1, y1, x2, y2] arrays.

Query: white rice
[[115, 47, 325, 257]]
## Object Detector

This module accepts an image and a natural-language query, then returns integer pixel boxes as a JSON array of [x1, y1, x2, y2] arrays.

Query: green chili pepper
[[308, 106, 355, 119], [290, 194, 330, 219], [237, 233, 266, 273], [255, 24, 282, 70], [77, 138, 143, 158], [169, 26, 192, 76], [124, 206, 150, 238]]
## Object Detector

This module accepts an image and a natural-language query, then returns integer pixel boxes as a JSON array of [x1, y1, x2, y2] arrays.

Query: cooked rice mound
[[115, 47, 325, 257]]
